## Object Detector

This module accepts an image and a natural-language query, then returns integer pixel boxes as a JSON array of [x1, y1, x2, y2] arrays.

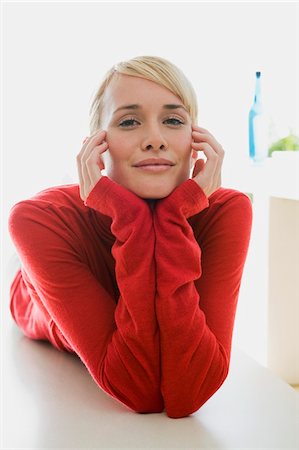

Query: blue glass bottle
[[249, 71, 268, 163]]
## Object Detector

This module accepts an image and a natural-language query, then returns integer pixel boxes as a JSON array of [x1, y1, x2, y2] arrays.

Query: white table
[[2, 319, 298, 449]]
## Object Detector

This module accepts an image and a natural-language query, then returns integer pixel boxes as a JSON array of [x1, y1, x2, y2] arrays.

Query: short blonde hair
[[89, 55, 198, 134]]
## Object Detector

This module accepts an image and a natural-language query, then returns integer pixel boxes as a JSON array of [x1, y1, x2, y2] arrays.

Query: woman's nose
[[141, 125, 168, 152]]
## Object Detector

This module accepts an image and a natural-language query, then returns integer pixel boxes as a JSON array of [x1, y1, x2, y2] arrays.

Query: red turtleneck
[[8, 176, 252, 418]]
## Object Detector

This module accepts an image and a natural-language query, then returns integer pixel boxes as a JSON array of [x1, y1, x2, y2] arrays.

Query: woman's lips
[[134, 164, 174, 172], [132, 158, 175, 172]]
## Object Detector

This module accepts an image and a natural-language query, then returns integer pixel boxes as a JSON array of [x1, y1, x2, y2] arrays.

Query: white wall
[[268, 197, 299, 384], [2, 1, 299, 364]]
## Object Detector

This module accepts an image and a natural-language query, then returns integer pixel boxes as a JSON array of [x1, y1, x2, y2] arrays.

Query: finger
[[83, 142, 108, 199], [76, 156, 85, 201], [78, 129, 106, 161], [193, 142, 219, 177], [192, 125, 218, 141], [82, 139, 108, 172], [192, 158, 205, 177], [77, 130, 107, 199], [77, 142, 95, 201], [85, 160, 102, 198], [191, 125, 222, 145], [192, 124, 212, 135], [191, 127, 224, 195], [77, 130, 106, 171], [194, 140, 223, 179], [86, 142, 108, 183], [192, 130, 224, 158]]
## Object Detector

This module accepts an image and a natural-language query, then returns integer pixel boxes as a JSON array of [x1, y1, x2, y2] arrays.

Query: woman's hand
[[191, 125, 225, 198], [76, 130, 109, 202]]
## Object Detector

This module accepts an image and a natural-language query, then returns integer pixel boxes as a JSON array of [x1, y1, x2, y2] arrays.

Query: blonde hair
[[89, 55, 198, 134]]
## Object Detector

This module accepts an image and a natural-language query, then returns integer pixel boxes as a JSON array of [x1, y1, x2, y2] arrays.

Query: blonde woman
[[8, 56, 252, 418]]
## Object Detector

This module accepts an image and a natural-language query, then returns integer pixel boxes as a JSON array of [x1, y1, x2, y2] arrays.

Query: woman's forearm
[[153, 179, 252, 418], [9, 176, 163, 414], [86, 176, 163, 412]]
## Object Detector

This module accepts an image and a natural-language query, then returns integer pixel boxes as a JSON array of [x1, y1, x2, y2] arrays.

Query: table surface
[[2, 319, 299, 450]]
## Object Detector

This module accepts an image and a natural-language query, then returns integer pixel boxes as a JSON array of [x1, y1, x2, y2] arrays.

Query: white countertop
[[2, 320, 298, 449]]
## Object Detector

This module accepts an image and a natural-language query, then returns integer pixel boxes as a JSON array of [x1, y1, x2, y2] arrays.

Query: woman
[[8, 56, 252, 419]]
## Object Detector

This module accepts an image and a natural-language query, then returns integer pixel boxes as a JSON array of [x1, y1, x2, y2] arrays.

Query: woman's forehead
[[104, 74, 184, 111]]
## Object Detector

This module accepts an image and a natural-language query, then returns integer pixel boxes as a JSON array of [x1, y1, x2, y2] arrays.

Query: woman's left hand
[[191, 125, 225, 198]]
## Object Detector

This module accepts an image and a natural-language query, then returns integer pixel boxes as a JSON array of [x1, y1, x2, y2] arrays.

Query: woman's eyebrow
[[113, 104, 139, 115], [112, 104, 187, 115], [164, 104, 188, 112]]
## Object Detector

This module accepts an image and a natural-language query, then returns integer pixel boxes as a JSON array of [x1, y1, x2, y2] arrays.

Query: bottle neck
[[254, 74, 262, 104]]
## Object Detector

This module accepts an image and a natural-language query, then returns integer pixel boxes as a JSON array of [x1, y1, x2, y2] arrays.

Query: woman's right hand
[[76, 129, 109, 202]]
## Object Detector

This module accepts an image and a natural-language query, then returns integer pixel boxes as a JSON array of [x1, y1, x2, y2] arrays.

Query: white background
[[2, 1, 299, 364]]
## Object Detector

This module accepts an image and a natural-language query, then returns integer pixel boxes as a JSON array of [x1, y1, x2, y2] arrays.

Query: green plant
[[268, 133, 299, 157]]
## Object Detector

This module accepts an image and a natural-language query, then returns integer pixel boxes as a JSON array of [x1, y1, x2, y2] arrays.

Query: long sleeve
[[153, 179, 252, 418], [8, 176, 163, 413]]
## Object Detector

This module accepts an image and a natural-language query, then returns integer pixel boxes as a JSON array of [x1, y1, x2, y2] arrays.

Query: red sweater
[[8, 176, 252, 418]]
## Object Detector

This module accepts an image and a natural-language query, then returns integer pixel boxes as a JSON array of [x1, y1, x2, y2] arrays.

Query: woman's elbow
[[165, 368, 229, 419], [98, 370, 164, 415]]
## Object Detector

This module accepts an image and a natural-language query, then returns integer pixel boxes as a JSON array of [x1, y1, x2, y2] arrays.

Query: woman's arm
[[86, 176, 163, 412], [153, 126, 252, 418], [153, 179, 252, 418], [8, 131, 163, 413]]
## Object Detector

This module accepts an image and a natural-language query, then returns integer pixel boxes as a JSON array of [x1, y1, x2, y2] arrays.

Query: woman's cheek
[[105, 134, 119, 161], [181, 128, 193, 146], [181, 133, 193, 157]]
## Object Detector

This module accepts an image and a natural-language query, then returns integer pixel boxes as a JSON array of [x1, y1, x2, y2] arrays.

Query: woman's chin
[[106, 167, 192, 200], [108, 172, 191, 200], [127, 183, 177, 200]]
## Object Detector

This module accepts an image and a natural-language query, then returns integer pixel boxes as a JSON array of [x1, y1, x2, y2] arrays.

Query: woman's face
[[100, 74, 197, 199]]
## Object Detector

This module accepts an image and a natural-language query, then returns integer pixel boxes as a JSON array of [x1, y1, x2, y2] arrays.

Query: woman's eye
[[119, 119, 140, 128], [164, 117, 184, 126]]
